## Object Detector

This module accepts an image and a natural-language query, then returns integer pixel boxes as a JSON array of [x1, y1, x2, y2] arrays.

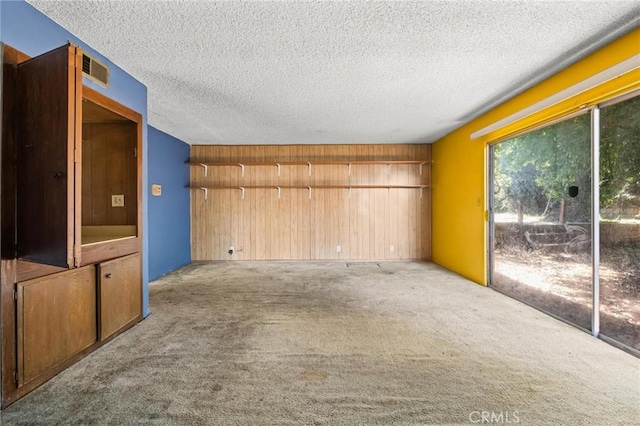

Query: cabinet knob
[[53, 172, 63, 179], [105, 273, 112, 279]]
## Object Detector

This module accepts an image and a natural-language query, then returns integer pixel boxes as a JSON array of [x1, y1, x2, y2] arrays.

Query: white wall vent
[[82, 53, 109, 88]]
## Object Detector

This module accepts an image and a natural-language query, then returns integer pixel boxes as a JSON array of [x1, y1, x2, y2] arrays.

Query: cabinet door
[[16, 266, 97, 386], [16, 44, 83, 268], [98, 253, 141, 341], [2, 42, 19, 259]]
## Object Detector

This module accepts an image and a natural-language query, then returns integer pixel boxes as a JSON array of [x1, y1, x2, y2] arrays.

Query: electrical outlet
[[111, 195, 125, 207], [390, 245, 395, 252], [336, 245, 341, 253]]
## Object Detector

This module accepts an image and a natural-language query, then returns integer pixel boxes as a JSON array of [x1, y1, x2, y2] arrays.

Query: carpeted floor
[[1, 261, 638, 425]]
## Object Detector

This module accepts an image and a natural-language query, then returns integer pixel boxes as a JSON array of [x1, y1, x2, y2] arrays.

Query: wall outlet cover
[[152, 184, 162, 196], [111, 194, 125, 207]]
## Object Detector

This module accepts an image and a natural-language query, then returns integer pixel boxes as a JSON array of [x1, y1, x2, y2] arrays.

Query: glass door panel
[[599, 95, 640, 350], [491, 113, 592, 330]]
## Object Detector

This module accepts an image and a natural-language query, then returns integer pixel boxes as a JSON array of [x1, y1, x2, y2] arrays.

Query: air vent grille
[[81, 53, 109, 88], [82, 54, 91, 74]]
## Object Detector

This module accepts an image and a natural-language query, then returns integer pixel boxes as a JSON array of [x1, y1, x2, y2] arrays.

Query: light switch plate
[[152, 184, 162, 196], [111, 195, 125, 207]]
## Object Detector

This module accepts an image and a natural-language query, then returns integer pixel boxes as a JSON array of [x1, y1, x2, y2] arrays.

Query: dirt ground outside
[[492, 244, 640, 351]]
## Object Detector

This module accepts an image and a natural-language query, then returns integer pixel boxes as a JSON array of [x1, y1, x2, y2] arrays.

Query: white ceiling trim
[[470, 54, 640, 140]]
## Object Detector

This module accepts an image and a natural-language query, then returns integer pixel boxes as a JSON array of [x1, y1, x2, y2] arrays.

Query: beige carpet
[[1, 261, 638, 425]]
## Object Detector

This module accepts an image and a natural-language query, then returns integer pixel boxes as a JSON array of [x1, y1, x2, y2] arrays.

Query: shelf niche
[[81, 98, 138, 246]]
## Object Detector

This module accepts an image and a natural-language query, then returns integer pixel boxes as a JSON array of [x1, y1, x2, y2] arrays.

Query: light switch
[[152, 184, 162, 196]]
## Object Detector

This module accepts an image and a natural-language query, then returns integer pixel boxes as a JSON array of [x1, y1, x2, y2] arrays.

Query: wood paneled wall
[[82, 122, 137, 226], [190, 144, 431, 261]]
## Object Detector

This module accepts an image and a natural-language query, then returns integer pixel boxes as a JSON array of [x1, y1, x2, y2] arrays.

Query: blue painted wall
[[0, 1, 151, 316], [148, 127, 191, 280]]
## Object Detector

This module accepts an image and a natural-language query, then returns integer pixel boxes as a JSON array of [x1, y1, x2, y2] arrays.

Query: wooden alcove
[[1, 42, 143, 407]]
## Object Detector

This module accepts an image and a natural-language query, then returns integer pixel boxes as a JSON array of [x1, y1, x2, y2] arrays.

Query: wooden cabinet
[[1, 42, 144, 407], [16, 266, 97, 387], [16, 44, 80, 268], [15, 44, 142, 269], [98, 254, 142, 341]]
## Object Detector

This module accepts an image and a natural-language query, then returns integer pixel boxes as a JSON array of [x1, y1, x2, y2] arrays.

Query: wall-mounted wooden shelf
[[188, 144, 431, 262], [187, 160, 431, 176], [187, 160, 430, 166], [187, 184, 430, 200]]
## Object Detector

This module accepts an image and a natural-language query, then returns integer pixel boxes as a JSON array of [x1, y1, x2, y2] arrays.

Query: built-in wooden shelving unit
[[188, 144, 431, 261], [186, 159, 431, 199], [187, 160, 430, 177], [186, 184, 430, 200]]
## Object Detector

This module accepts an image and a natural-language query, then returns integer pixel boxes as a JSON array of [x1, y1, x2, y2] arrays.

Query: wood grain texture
[[15, 260, 67, 283], [16, 44, 78, 268], [98, 253, 142, 341], [2, 256, 141, 408], [1, 43, 144, 408], [82, 99, 130, 123], [2, 45, 20, 259], [80, 237, 140, 266], [16, 266, 96, 386], [190, 144, 431, 261], [82, 85, 143, 244], [1, 260, 17, 403], [72, 47, 83, 267], [81, 122, 137, 226]]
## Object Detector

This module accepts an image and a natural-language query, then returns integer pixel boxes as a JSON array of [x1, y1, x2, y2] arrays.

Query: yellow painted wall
[[431, 28, 640, 285]]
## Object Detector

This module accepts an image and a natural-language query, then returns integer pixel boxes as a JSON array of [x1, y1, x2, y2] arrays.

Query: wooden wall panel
[[81, 122, 137, 226], [190, 144, 431, 261]]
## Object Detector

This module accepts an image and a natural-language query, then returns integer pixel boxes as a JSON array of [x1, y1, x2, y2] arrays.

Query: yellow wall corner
[[431, 28, 640, 286]]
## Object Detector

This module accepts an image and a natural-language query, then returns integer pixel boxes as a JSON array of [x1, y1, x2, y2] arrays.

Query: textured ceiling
[[28, 1, 640, 145]]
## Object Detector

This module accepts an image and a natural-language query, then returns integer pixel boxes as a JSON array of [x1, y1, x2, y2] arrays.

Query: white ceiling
[[28, 1, 640, 145]]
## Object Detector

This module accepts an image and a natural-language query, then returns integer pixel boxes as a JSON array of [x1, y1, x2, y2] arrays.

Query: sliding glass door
[[490, 113, 592, 330], [598, 95, 640, 350], [490, 92, 640, 352]]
